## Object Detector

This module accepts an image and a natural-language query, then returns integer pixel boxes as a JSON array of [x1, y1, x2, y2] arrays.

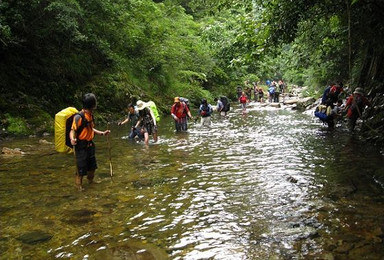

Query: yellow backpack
[[317, 104, 332, 116], [54, 107, 78, 153]]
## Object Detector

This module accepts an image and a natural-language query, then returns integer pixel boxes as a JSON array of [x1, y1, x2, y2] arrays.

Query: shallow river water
[[1, 103, 384, 259]]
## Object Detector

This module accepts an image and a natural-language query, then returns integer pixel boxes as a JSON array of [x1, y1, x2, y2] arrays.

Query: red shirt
[[171, 102, 189, 118], [345, 94, 370, 118], [239, 95, 247, 104]]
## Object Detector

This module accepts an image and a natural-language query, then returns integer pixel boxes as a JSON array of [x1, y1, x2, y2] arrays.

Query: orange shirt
[[71, 110, 95, 141]]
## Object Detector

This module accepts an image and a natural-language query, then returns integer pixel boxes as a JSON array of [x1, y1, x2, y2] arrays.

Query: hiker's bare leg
[[76, 175, 84, 191], [144, 133, 149, 145], [153, 132, 158, 143], [87, 170, 95, 184]]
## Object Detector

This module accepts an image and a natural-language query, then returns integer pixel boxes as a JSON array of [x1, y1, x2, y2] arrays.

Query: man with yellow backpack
[[69, 93, 111, 191]]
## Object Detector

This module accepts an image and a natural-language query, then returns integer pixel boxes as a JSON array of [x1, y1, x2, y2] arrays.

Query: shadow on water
[[1, 102, 384, 259]]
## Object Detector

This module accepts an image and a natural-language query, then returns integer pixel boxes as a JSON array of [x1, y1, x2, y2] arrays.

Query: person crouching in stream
[[134, 100, 158, 145], [69, 93, 111, 191]]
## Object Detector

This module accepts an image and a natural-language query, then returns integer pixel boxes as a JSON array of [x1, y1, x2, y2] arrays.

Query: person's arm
[[343, 96, 353, 112], [93, 128, 111, 136], [171, 104, 178, 120], [118, 118, 129, 126], [70, 129, 77, 146], [218, 101, 223, 112], [149, 109, 156, 126], [185, 105, 193, 119], [134, 119, 141, 129], [70, 114, 80, 146]]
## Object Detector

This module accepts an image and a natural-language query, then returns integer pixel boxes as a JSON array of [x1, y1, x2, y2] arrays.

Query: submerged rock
[[287, 176, 298, 183], [63, 209, 97, 225], [269, 103, 281, 108], [17, 231, 53, 245], [39, 139, 53, 145], [92, 243, 168, 260], [1, 147, 24, 155]]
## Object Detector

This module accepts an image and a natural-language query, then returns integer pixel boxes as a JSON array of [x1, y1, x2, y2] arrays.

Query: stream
[[1, 102, 384, 259]]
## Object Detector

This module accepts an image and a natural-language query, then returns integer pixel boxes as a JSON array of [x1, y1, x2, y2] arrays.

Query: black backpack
[[220, 96, 230, 112], [351, 95, 364, 115]]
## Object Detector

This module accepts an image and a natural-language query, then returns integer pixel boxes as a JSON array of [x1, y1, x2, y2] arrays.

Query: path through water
[[1, 103, 383, 259]]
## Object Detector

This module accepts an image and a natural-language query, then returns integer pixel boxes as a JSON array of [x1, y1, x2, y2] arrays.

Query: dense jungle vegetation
[[0, 0, 383, 144]]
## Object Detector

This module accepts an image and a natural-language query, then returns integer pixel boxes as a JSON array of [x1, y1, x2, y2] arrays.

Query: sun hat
[[136, 100, 148, 110], [174, 97, 180, 102], [353, 88, 364, 95]]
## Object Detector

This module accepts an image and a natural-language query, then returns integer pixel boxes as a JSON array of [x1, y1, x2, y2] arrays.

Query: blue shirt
[[199, 104, 213, 117]]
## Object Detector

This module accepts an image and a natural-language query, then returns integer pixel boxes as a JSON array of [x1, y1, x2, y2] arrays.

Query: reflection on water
[[1, 103, 384, 259]]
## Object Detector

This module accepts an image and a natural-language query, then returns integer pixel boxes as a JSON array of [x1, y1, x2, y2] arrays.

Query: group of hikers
[[236, 79, 286, 111], [69, 82, 370, 190], [120, 96, 230, 140], [236, 80, 266, 103], [314, 82, 371, 130], [118, 100, 159, 145], [68, 93, 231, 190]]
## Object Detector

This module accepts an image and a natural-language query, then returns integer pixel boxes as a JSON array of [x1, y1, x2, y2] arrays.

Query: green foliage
[[272, 15, 348, 89], [5, 114, 29, 136], [0, 0, 383, 140], [0, 93, 54, 135]]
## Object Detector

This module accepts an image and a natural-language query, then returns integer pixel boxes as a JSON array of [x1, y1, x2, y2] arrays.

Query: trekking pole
[[72, 129, 79, 176], [106, 122, 113, 179], [73, 145, 79, 176]]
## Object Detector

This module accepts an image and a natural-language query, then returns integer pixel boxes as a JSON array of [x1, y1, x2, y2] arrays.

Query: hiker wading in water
[[135, 100, 158, 145], [344, 87, 371, 131], [198, 99, 213, 126], [70, 93, 111, 191], [171, 97, 193, 132], [118, 103, 144, 140]]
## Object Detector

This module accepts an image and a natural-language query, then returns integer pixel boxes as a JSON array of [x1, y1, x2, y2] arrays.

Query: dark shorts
[[75, 141, 97, 176], [143, 124, 157, 135]]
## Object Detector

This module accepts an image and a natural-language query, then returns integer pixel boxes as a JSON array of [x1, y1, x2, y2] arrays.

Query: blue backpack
[[314, 105, 331, 122]]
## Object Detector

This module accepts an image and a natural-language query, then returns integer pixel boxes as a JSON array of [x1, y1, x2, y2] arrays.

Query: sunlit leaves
[[45, 0, 87, 44]]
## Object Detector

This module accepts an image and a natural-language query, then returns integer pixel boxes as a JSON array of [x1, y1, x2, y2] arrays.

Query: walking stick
[[73, 145, 79, 176], [106, 122, 113, 179], [72, 133, 82, 191]]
